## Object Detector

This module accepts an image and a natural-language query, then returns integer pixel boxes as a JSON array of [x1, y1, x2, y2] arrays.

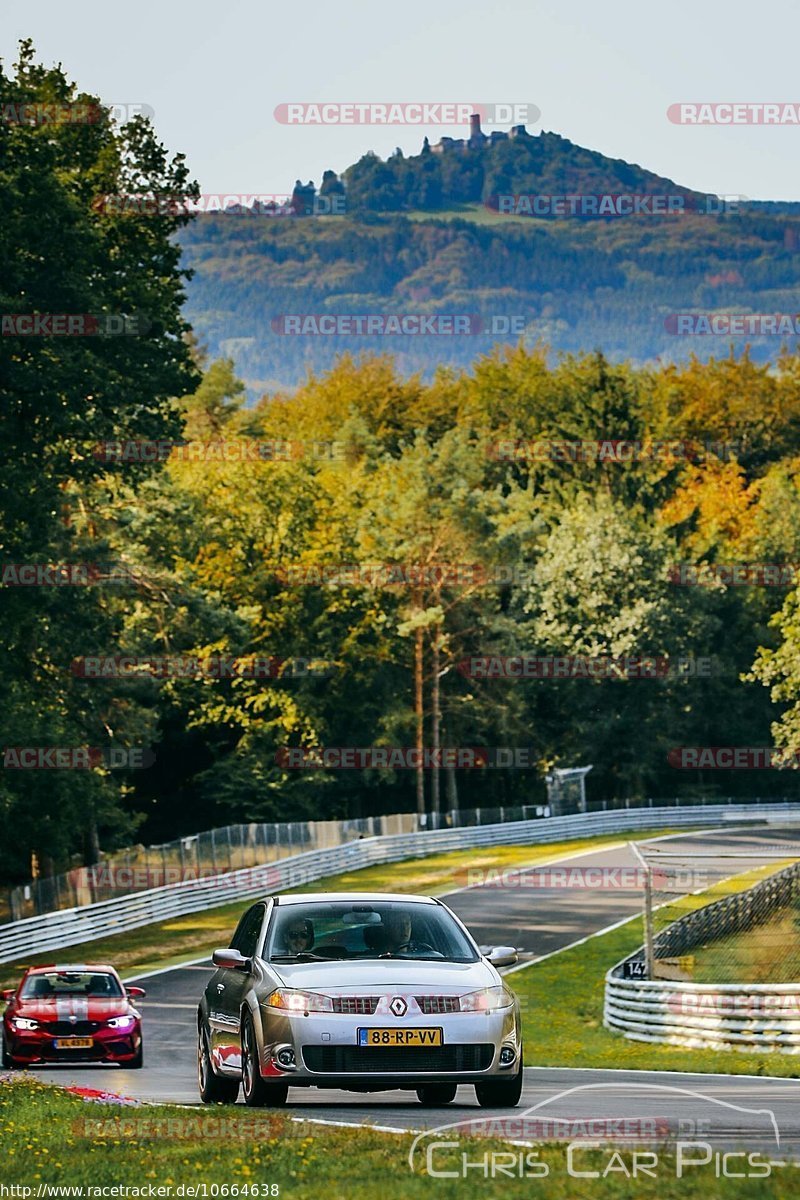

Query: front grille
[[40, 1020, 101, 1036], [416, 995, 460, 1014], [331, 996, 380, 1015], [302, 1044, 493, 1073]]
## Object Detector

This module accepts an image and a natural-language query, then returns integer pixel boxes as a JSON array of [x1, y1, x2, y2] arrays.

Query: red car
[[1, 964, 145, 1069]]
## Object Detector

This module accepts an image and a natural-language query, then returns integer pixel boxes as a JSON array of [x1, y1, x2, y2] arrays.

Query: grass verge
[[691, 907, 800, 984], [0, 830, 681, 989], [0, 1077, 793, 1197], [511, 861, 800, 1077]]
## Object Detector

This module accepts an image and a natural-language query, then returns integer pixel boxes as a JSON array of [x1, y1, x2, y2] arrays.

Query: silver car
[[197, 892, 523, 1108]]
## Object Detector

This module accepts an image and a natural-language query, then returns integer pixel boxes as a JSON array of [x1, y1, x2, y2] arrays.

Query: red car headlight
[[106, 1015, 137, 1029], [10, 1016, 39, 1031]]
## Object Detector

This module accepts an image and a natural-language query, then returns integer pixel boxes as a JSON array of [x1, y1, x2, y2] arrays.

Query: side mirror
[[485, 946, 518, 968], [0, 988, 16, 1002], [212, 948, 251, 971], [126, 986, 146, 999]]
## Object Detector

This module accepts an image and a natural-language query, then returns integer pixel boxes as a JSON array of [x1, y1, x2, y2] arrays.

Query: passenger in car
[[284, 918, 314, 954]]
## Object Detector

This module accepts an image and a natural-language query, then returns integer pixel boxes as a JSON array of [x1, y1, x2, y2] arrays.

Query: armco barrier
[[604, 975, 800, 1054], [2, 803, 799, 965], [605, 848, 800, 1054]]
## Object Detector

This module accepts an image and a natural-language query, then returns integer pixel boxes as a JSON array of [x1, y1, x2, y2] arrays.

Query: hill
[[178, 121, 800, 393]]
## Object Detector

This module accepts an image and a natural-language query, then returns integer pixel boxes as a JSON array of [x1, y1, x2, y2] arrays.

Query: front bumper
[[255, 1007, 520, 1087], [4, 1023, 142, 1065]]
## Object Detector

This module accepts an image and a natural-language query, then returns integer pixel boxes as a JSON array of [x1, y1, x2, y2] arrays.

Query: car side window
[[230, 904, 264, 958]]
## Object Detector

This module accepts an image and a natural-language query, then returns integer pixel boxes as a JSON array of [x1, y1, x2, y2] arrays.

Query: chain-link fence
[[627, 833, 800, 983], [3, 803, 551, 924], [4, 795, 799, 929]]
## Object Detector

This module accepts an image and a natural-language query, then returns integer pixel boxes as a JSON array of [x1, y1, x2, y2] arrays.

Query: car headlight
[[458, 986, 514, 1013], [106, 1015, 136, 1029], [264, 989, 333, 1014], [11, 1017, 39, 1030]]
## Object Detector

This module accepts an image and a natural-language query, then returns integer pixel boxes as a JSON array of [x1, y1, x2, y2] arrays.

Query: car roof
[[25, 964, 120, 975], [273, 892, 437, 905]]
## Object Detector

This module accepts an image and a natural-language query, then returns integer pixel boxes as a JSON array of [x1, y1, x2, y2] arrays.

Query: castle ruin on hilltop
[[429, 112, 530, 154]]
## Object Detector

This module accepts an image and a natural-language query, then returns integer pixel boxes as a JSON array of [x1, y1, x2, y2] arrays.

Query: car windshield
[[266, 901, 479, 963], [20, 972, 124, 999]]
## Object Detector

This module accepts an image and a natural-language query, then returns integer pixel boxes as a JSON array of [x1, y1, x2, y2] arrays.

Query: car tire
[[2, 1035, 17, 1070], [131, 1042, 144, 1070], [474, 1055, 523, 1108], [241, 1011, 288, 1109], [416, 1084, 457, 1106], [198, 1025, 240, 1104]]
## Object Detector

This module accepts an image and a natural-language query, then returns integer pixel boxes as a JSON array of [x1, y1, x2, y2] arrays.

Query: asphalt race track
[[18, 824, 800, 1155]]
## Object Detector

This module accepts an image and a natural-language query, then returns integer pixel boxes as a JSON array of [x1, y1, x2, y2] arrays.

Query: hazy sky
[[4, 0, 800, 200]]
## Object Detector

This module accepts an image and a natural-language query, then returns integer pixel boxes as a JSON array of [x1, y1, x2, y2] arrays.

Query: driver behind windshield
[[378, 911, 429, 954]]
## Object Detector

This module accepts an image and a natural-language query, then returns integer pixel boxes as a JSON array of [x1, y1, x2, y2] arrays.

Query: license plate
[[358, 1028, 443, 1047], [54, 1037, 93, 1049]]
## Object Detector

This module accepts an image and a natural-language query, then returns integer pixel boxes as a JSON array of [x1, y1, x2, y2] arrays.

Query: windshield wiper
[[269, 952, 328, 962], [377, 952, 445, 960]]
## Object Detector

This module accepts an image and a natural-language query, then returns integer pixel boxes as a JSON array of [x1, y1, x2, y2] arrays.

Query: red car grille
[[415, 996, 460, 1014], [39, 1020, 102, 1036], [331, 996, 380, 1015]]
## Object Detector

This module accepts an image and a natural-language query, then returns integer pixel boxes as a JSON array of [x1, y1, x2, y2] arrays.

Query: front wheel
[[475, 1055, 523, 1108], [130, 1041, 143, 1070], [2, 1035, 17, 1070], [241, 1012, 288, 1108], [198, 1025, 240, 1104], [416, 1083, 457, 1106]]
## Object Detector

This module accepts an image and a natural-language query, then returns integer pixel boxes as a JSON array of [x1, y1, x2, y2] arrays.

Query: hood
[[15, 996, 132, 1021], [270, 958, 497, 992]]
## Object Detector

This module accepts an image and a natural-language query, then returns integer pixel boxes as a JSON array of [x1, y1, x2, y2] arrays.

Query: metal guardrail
[[6, 795, 790, 925], [605, 850, 800, 1054], [3, 805, 548, 923], [2, 802, 799, 965]]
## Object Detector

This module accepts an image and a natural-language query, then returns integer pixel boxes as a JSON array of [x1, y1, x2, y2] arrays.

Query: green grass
[[691, 907, 800, 984], [1, 1078, 795, 1197], [510, 862, 800, 1077], [403, 203, 544, 226], [0, 830, 678, 989]]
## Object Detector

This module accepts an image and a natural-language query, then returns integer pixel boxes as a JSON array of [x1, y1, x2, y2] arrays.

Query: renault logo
[[389, 996, 408, 1017]]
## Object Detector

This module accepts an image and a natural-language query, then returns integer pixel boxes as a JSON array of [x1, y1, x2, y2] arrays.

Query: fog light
[[276, 1047, 296, 1069], [499, 1046, 516, 1066]]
